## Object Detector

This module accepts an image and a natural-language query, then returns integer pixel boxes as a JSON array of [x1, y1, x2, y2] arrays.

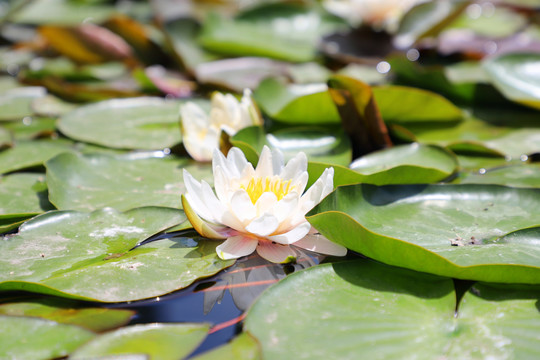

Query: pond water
[[105, 237, 325, 356]]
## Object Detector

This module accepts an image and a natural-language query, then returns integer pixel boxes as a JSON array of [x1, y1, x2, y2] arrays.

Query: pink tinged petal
[[280, 151, 307, 181], [182, 169, 215, 222], [255, 192, 278, 216], [256, 241, 297, 263], [230, 190, 256, 223], [255, 146, 274, 178], [245, 213, 280, 237], [294, 232, 348, 257], [267, 221, 311, 245], [216, 235, 258, 260]]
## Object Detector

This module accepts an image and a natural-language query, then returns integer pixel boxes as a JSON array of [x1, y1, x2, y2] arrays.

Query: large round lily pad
[[245, 259, 540, 359], [307, 184, 540, 283], [70, 323, 209, 360], [0, 207, 232, 302], [58, 97, 198, 150], [0, 315, 95, 360], [45, 152, 212, 211], [457, 164, 540, 188], [484, 53, 540, 110]]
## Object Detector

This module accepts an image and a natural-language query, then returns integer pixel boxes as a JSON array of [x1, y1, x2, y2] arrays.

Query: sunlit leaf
[[373, 85, 463, 124], [484, 53, 540, 110], [0, 207, 233, 302], [254, 78, 340, 124], [231, 125, 352, 166], [70, 323, 209, 360], [0, 298, 133, 332], [0, 87, 46, 121], [0, 139, 75, 174], [199, 3, 346, 62], [58, 97, 197, 150], [456, 164, 540, 188], [308, 184, 540, 283], [45, 152, 213, 211], [245, 259, 540, 359], [0, 173, 54, 233], [1, 117, 57, 140], [192, 333, 261, 360], [0, 315, 95, 360]]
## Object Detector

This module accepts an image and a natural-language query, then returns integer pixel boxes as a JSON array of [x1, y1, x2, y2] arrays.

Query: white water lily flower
[[324, 0, 421, 32], [182, 146, 347, 263], [180, 89, 262, 162]]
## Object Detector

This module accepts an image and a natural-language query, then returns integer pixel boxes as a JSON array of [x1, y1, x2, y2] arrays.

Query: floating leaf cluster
[[0, 0, 539, 358]]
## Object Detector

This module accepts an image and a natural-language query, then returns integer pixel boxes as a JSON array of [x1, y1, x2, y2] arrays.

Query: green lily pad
[[11, 0, 117, 25], [305, 143, 457, 188], [31, 94, 78, 117], [407, 108, 540, 158], [350, 143, 458, 183], [45, 152, 213, 211], [1, 117, 57, 140], [372, 85, 463, 124], [253, 78, 340, 124], [0, 207, 232, 302], [163, 18, 221, 73], [0, 87, 46, 121], [0, 315, 95, 360], [0, 139, 76, 174], [70, 323, 209, 360], [230, 125, 352, 167], [199, 3, 345, 62], [0, 127, 11, 147], [307, 184, 540, 283], [245, 259, 540, 359], [484, 53, 540, 110], [58, 97, 198, 150], [0, 298, 133, 332], [0, 173, 54, 233], [192, 333, 261, 360], [456, 164, 540, 188], [395, 0, 468, 49], [449, 5, 527, 38]]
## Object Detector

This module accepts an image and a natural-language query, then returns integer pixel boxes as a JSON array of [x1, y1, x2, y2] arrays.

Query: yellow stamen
[[241, 176, 293, 204]]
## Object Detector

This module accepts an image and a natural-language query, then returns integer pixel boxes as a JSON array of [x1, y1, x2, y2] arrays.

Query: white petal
[[294, 167, 334, 224], [182, 169, 215, 222], [246, 213, 280, 237], [266, 221, 311, 245], [183, 128, 219, 162], [255, 192, 278, 216], [294, 231, 347, 256], [213, 165, 229, 203], [280, 151, 307, 180], [216, 235, 258, 260], [230, 190, 256, 223], [273, 193, 298, 223], [227, 147, 251, 176], [180, 102, 209, 130], [291, 171, 309, 196], [255, 146, 274, 178], [256, 241, 296, 263], [200, 181, 227, 223]]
